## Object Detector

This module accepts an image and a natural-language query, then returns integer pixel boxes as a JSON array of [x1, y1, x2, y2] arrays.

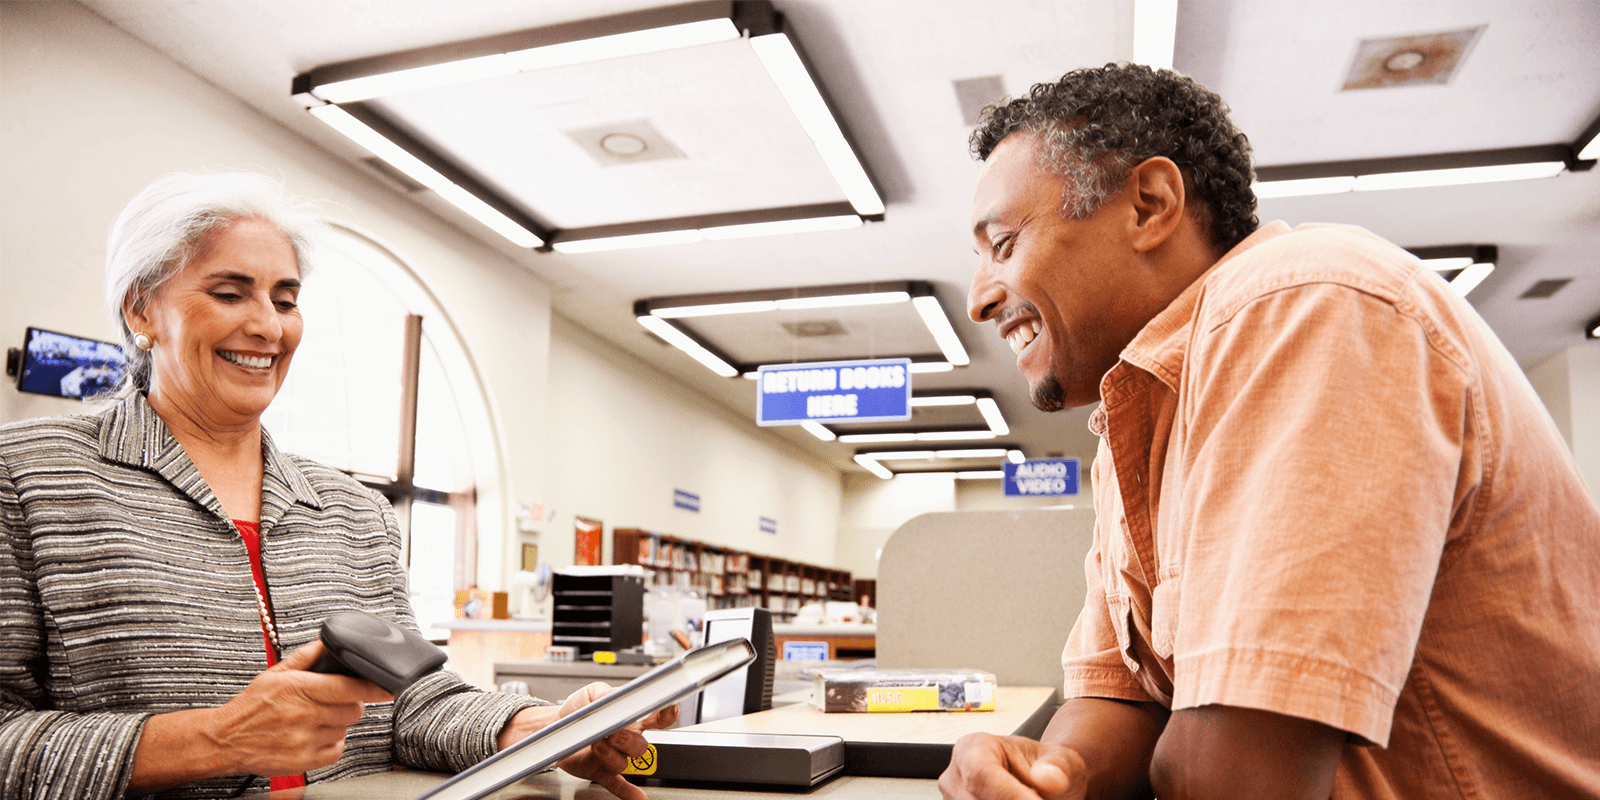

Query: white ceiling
[[77, 0, 1600, 475]]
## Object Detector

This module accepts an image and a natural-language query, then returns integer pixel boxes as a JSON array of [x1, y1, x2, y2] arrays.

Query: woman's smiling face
[[130, 216, 303, 429]]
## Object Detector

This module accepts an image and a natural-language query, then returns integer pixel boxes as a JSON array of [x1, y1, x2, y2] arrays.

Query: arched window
[[261, 225, 495, 640]]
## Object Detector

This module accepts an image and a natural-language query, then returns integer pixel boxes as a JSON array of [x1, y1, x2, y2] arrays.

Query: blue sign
[[1004, 459, 1080, 497], [759, 516, 777, 534], [673, 489, 700, 512], [782, 641, 830, 661], [756, 358, 912, 426]]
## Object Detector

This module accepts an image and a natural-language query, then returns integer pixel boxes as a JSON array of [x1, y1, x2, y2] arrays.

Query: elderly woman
[[0, 172, 669, 800]]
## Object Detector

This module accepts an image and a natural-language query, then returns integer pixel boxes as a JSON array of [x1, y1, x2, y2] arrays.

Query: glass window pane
[[414, 336, 474, 493], [409, 500, 458, 641], [263, 241, 405, 479]]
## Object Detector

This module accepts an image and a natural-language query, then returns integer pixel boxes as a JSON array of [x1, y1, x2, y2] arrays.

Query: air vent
[[1518, 278, 1573, 299], [567, 119, 684, 167], [1341, 26, 1484, 91], [954, 75, 1006, 126], [780, 319, 849, 338]]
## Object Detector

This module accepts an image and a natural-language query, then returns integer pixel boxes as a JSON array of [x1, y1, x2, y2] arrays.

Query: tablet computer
[[413, 638, 757, 800]]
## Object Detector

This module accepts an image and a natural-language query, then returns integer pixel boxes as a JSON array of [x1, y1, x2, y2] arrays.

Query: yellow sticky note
[[593, 651, 617, 664]]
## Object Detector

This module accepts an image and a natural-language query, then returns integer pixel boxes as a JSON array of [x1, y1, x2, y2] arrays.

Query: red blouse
[[233, 520, 306, 791]]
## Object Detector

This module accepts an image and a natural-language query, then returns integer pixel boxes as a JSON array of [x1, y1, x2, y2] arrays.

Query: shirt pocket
[[1151, 572, 1181, 660]]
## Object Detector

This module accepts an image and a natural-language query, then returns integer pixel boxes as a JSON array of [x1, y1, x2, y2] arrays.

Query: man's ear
[[1127, 157, 1186, 253]]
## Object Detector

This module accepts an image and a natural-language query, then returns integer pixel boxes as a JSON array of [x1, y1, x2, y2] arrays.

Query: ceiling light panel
[[677, 302, 935, 365], [365, 41, 842, 230], [297, 2, 883, 250]]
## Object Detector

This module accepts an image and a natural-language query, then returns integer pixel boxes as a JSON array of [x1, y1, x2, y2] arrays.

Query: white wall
[[541, 316, 842, 576], [0, 5, 532, 593], [1527, 344, 1600, 504]]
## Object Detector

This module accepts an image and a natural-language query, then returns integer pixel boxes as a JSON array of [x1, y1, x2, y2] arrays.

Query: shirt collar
[[1088, 221, 1293, 435], [99, 392, 323, 513]]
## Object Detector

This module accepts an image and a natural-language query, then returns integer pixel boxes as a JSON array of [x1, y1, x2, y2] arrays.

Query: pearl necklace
[[253, 582, 281, 656]]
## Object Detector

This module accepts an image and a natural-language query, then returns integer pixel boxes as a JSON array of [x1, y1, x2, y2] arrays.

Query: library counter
[[265, 768, 940, 799]]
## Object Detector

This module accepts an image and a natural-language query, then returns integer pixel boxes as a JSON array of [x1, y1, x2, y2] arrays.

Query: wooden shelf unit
[[612, 528, 852, 621]]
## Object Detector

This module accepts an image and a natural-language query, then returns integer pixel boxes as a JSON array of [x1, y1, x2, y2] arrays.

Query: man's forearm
[[1041, 697, 1169, 800]]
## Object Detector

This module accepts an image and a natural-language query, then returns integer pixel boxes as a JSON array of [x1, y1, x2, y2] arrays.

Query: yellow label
[[622, 743, 658, 776], [866, 686, 939, 711], [592, 651, 617, 664]]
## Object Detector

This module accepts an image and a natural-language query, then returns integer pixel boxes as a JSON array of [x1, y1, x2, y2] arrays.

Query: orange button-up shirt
[[1064, 221, 1600, 798]]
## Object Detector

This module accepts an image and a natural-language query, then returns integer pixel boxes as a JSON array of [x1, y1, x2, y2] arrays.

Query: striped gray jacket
[[0, 393, 543, 799]]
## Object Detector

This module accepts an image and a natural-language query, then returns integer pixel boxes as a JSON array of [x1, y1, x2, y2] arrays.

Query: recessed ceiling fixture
[[1407, 245, 1497, 297], [1341, 26, 1484, 91], [1585, 314, 1600, 340], [293, 1, 884, 252], [637, 281, 970, 376]]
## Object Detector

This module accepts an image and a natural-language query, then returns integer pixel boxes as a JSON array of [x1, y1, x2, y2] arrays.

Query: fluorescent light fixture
[[310, 19, 740, 103], [1132, 0, 1178, 70], [837, 430, 997, 443], [702, 215, 863, 241], [838, 433, 918, 444], [554, 229, 705, 254], [909, 395, 976, 407], [775, 290, 908, 310], [1007, 450, 1026, 464], [800, 421, 835, 441], [1353, 161, 1565, 192], [908, 362, 954, 374], [309, 106, 543, 248], [975, 397, 1008, 435], [916, 430, 998, 442], [653, 300, 778, 319], [1448, 262, 1495, 297], [936, 449, 1008, 459], [508, 19, 739, 71], [869, 451, 938, 461], [637, 315, 737, 377], [1421, 257, 1475, 272], [912, 296, 970, 366], [651, 289, 909, 319], [957, 470, 1006, 480], [854, 454, 893, 479], [750, 33, 885, 216], [1252, 176, 1357, 199], [1581, 132, 1600, 162]]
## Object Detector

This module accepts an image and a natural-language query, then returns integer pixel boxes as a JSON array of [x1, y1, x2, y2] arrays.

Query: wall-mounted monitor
[[10, 327, 125, 400]]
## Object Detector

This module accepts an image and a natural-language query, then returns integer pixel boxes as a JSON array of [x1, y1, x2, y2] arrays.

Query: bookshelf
[[612, 528, 852, 622]]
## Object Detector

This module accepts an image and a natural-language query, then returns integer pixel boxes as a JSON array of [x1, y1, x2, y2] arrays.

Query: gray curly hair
[[103, 171, 326, 395], [970, 63, 1259, 251]]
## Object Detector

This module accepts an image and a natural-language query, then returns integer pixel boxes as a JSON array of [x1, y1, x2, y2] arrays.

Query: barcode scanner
[[306, 611, 447, 694]]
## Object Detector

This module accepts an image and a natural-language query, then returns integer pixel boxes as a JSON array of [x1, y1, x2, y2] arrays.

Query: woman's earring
[[133, 332, 153, 351]]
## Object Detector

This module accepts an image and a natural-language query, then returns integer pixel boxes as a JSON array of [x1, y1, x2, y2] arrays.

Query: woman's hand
[[495, 681, 680, 800], [129, 640, 394, 792]]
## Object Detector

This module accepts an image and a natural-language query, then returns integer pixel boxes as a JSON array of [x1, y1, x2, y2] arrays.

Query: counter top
[[268, 765, 939, 799]]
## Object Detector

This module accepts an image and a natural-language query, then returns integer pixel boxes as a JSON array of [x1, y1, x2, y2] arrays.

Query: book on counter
[[811, 668, 997, 713]]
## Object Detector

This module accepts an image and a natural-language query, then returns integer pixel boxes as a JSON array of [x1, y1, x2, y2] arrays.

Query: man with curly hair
[[941, 63, 1600, 800]]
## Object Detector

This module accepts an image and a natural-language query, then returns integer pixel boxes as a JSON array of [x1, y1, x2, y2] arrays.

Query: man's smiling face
[[967, 133, 1151, 411]]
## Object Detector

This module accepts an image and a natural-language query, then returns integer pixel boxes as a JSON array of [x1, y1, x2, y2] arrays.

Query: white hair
[[103, 171, 327, 395]]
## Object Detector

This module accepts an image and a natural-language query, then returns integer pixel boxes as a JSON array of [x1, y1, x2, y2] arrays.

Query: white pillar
[[1527, 345, 1600, 505]]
